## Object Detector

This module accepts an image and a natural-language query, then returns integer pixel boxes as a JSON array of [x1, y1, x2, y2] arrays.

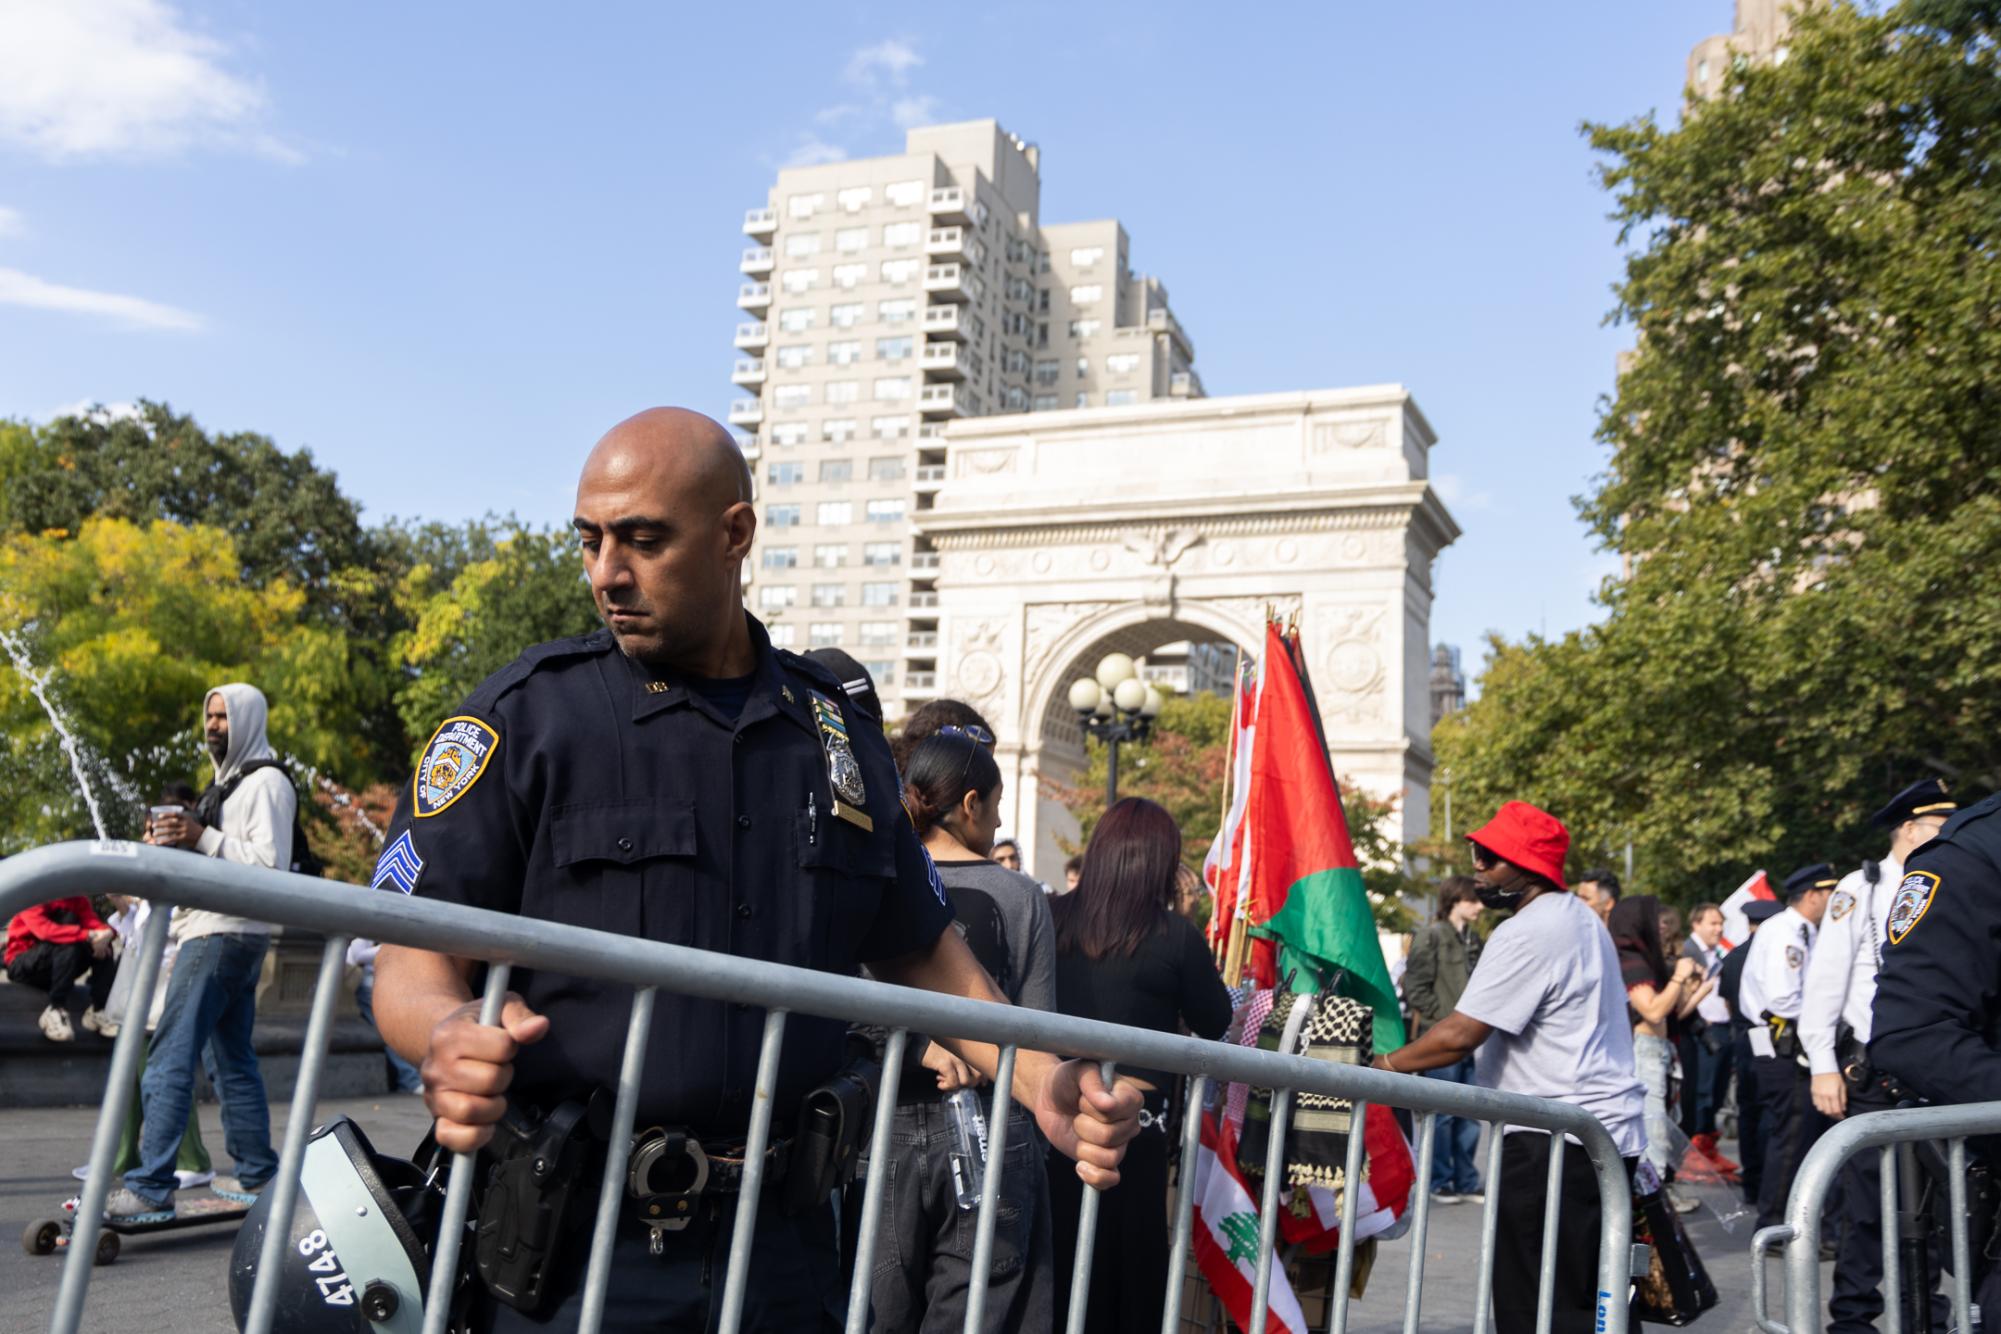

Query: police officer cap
[[1783, 863, 1839, 899], [1744, 899, 1786, 925], [1870, 778, 1956, 829], [804, 648, 882, 721]]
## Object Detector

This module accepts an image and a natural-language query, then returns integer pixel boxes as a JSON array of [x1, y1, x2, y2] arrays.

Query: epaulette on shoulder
[[1938, 791, 2001, 846], [465, 629, 615, 711], [777, 648, 845, 695]]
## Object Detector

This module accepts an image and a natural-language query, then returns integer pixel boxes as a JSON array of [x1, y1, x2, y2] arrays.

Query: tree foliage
[[1438, 1, 2001, 904]]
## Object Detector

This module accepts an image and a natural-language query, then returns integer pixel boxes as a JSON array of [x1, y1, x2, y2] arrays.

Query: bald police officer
[[373, 409, 1139, 1332], [1800, 781, 1957, 1334], [1742, 863, 1838, 1228], [1871, 787, 2001, 1319]]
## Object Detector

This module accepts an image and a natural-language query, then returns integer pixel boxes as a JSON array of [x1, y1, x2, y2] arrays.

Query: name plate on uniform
[[810, 691, 873, 832]]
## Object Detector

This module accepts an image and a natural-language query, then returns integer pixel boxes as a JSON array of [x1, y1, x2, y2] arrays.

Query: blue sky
[[0, 1, 1722, 676]]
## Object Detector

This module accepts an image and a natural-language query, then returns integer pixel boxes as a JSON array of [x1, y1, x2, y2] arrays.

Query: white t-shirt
[[1455, 888, 1647, 1157]]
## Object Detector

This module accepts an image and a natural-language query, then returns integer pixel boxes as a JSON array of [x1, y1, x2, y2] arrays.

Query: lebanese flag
[[1192, 1112, 1309, 1334], [1718, 870, 1776, 950], [1204, 656, 1259, 948]]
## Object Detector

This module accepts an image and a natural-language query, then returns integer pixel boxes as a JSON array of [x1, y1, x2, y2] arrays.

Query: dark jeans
[[1699, 1028, 1734, 1140], [866, 1097, 1051, 1334], [1754, 1054, 1829, 1229], [355, 965, 423, 1093], [1048, 1091, 1170, 1334], [1733, 1029, 1767, 1204], [1493, 1132, 1636, 1334], [1424, 1056, 1484, 1193], [125, 932, 276, 1206], [478, 1191, 843, 1333], [6, 939, 116, 1010], [1828, 1079, 1950, 1334]]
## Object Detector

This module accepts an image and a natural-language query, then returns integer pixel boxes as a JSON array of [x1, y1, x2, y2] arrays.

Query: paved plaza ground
[[2, 1095, 1802, 1333]]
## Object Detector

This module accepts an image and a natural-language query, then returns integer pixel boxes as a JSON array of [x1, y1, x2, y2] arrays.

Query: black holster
[[473, 1099, 599, 1315], [783, 1042, 881, 1215], [1764, 1013, 1804, 1062]]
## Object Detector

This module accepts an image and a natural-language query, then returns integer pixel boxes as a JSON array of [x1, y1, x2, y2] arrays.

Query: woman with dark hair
[[869, 728, 1059, 1333], [1402, 875, 1486, 1203], [1047, 797, 1233, 1334], [1610, 895, 1712, 1188]]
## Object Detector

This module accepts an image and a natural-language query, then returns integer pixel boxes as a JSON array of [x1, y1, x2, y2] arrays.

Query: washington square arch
[[916, 385, 1462, 875]]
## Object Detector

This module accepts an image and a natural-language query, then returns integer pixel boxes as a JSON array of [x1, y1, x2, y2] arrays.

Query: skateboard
[[21, 1192, 253, 1266]]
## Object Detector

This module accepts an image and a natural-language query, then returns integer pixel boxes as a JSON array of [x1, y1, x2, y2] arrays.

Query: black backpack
[[194, 758, 326, 879]]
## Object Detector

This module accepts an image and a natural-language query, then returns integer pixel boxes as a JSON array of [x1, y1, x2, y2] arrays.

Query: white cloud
[[782, 138, 849, 168], [1433, 472, 1492, 512], [767, 37, 943, 172], [0, 266, 202, 331], [844, 39, 923, 90], [0, 205, 25, 240], [0, 0, 298, 162], [889, 95, 940, 130]]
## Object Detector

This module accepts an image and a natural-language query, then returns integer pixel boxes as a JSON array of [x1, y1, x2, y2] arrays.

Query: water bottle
[[945, 1088, 989, 1212]]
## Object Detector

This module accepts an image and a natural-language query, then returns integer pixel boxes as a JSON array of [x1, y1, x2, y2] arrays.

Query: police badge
[[1829, 890, 1855, 922], [1887, 871, 1940, 944], [414, 716, 499, 818], [809, 691, 873, 831]]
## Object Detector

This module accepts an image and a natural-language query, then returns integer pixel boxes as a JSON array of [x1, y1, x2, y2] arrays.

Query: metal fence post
[[1399, 1112, 1440, 1334], [1881, 1144, 1902, 1334], [962, 1044, 1019, 1334], [716, 1008, 789, 1334], [578, 986, 657, 1334], [421, 963, 513, 1334], [1159, 1075, 1208, 1334], [1063, 1059, 1118, 1334], [1471, 1128, 1506, 1334], [1949, 1138, 1973, 1334], [1326, 1099, 1370, 1334], [1532, 1130, 1566, 1334], [844, 1028, 908, 1334]]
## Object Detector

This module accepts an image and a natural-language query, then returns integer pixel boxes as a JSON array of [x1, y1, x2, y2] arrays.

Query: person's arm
[[194, 770, 295, 869], [1800, 881, 1863, 1117], [1176, 916, 1235, 1040], [13, 902, 94, 947], [1629, 959, 1699, 1026], [374, 946, 548, 1152], [1676, 975, 1714, 1018], [1401, 927, 1440, 1026], [1374, 1011, 1495, 1073]]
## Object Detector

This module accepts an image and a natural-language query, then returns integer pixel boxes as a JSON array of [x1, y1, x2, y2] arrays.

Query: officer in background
[[1721, 897, 1785, 1207], [1872, 788, 2001, 1318], [373, 409, 1139, 1333], [1800, 781, 1956, 1334], [1741, 864, 1838, 1228]]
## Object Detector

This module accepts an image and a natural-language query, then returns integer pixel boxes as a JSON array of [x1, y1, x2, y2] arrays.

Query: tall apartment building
[[728, 119, 1202, 715], [1687, 0, 1803, 101]]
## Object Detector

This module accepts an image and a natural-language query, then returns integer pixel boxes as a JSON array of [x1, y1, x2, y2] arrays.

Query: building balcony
[[734, 321, 769, 350], [730, 358, 766, 387], [914, 464, 946, 488], [921, 304, 967, 341], [918, 383, 968, 417], [922, 264, 970, 303], [727, 399, 763, 426], [926, 187, 968, 224], [740, 246, 774, 276], [1146, 306, 1195, 360], [906, 631, 938, 651], [925, 226, 967, 259], [908, 591, 940, 610], [737, 282, 771, 311], [911, 551, 940, 572], [1170, 371, 1194, 396], [904, 671, 939, 694], [743, 207, 776, 237], [918, 342, 964, 378], [917, 423, 946, 441], [738, 437, 762, 461]]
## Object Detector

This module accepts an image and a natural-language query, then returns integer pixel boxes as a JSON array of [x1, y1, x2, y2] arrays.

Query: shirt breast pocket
[[549, 799, 699, 941], [796, 814, 894, 966]]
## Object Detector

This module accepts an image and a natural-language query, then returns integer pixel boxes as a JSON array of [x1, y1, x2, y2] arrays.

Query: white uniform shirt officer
[[1742, 904, 1817, 1027], [1798, 856, 1900, 1076]]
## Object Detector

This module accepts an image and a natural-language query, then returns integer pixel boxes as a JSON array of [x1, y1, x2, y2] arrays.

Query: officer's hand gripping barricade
[[228, 1117, 455, 1334]]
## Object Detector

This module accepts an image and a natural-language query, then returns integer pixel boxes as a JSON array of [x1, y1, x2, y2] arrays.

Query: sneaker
[[211, 1176, 265, 1203], [103, 1188, 174, 1223], [38, 1006, 73, 1042], [80, 1007, 120, 1038], [1459, 1190, 1487, 1204], [1430, 1191, 1461, 1205], [1669, 1185, 1701, 1215], [175, 1169, 216, 1189]]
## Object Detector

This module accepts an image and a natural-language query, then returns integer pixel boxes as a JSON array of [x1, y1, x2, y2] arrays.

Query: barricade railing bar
[[1749, 1099, 2001, 1334], [3, 841, 1640, 1334]]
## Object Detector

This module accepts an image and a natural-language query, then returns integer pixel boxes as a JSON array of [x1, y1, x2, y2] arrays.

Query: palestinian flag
[[1192, 1112, 1309, 1334], [1242, 622, 1405, 1053]]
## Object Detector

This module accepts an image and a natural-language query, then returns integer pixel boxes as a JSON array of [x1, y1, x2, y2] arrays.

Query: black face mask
[[1475, 867, 1533, 912]]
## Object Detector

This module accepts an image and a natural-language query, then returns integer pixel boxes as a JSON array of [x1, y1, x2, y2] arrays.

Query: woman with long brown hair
[[1047, 797, 1232, 1334]]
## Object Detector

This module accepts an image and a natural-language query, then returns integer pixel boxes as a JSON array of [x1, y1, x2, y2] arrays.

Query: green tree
[[1438, 1, 2001, 904]]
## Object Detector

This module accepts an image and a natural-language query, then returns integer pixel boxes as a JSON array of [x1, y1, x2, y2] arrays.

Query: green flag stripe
[[1251, 866, 1407, 1054]]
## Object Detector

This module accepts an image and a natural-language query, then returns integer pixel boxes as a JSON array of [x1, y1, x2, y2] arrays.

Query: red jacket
[[5, 897, 110, 966]]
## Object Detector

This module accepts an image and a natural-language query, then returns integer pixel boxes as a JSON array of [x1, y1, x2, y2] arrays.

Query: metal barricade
[[3, 840, 1644, 1334], [1749, 1100, 2001, 1334]]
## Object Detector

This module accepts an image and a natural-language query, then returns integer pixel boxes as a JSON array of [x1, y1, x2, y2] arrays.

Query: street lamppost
[[1068, 653, 1163, 808]]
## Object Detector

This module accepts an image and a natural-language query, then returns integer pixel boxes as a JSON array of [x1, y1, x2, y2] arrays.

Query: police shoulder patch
[[1828, 890, 1855, 922], [1886, 871, 1940, 945], [1784, 944, 1805, 970], [414, 716, 499, 818]]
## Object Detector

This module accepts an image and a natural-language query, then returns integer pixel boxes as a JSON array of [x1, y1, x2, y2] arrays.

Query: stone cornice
[[918, 484, 1435, 548]]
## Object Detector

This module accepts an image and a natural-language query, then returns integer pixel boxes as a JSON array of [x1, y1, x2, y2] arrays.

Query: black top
[[1053, 912, 1234, 1092], [1871, 792, 2001, 1109], [1718, 939, 1753, 1030], [373, 615, 953, 1135]]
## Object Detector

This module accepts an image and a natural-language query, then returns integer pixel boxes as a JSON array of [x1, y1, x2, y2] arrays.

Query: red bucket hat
[[1467, 800, 1570, 890]]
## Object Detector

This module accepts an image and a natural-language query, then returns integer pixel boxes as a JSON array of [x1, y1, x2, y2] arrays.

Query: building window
[[863, 542, 901, 566], [1106, 389, 1137, 406], [781, 268, 819, 294], [784, 233, 822, 258], [811, 582, 846, 608], [771, 422, 808, 446], [859, 620, 897, 647], [762, 546, 799, 569], [835, 226, 869, 253], [778, 306, 815, 332], [875, 335, 913, 361], [1033, 359, 1058, 386], [1037, 289, 1050, 313], [861, 581, 899, 606], [1070, 246, 1103, 268], [882, 221, 921, 248], [765, 503, 801, 527], [1005, 386, 1027, 411], [880, 258, 919, 285], [775, 343, 812, 370], [885, 179, 924, 207], [813, 543, 847, 568], [832, 262, 868, 289], [871, 414, 910, 439], [1032, 393, 1058, 411], [809, 621, 842, 648], [836, 186, 872, 213], [868, 456, 905, 481], [830, 302, 863, 327], [1069, 284, 1102, 305], [864, 659, 897, 685], [866, 499, 906, 524], [767, 623, 797, 647], [817, 501, 853, 526], [823, 418, 858, 443], [788, 193, 823, 219], [758, 584, 797, 610], [1106, 353, 1140, 375], [766, 461, 803, 485], [773, 384, 811, 411], [826, 379, 861, 405], [1036, 322, 1049, 348], [819, 459, 853, 483], [1076, 356, 1090, 377], [874, 377, 912, 401], [1074, 391, 1090, 409], [827, 339, 861, 366], [1068, 318, 1100, 338]]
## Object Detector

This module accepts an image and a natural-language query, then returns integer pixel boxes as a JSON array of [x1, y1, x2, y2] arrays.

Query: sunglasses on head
[[936, 724, 995, 749]]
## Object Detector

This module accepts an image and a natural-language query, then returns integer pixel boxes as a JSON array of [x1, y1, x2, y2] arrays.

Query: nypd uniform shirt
[[1871, 794, 2001, 1106], [1740, 904, 1817, 1025], [371, 617, 954, 1135], [1797, 856, 1901, 1077]]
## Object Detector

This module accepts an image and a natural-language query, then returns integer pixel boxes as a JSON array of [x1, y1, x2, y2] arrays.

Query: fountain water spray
[[0, 627, 110, 840]]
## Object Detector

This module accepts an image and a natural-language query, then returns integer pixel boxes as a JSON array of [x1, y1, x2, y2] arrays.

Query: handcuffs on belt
[[625, 1128, 790, 1254]]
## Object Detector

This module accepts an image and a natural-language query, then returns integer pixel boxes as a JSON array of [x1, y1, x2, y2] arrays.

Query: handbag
[[1632, 1164, 1718, 1325]]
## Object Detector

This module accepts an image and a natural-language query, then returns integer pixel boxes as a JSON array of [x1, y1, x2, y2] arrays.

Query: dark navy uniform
[[372, 616, 953, 1330]]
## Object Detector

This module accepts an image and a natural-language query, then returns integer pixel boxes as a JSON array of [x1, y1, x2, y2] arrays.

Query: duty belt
[[626, 1127, 792, 1253]]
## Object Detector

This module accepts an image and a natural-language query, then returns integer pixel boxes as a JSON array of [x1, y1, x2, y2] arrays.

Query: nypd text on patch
[[414, 716, 499, 818]]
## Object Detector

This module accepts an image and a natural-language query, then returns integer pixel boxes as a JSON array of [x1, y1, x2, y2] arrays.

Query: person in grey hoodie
[[105, 683, 282, 1221]]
